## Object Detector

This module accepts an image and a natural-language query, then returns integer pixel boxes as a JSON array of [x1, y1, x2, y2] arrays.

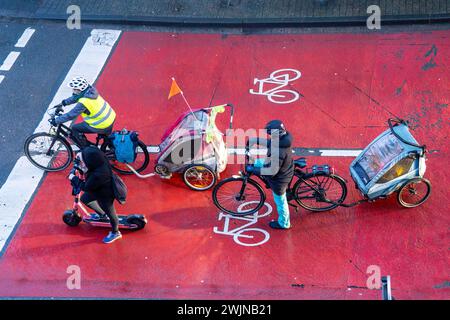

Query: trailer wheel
[[397, 178, 431, 208], [183, 164, 216, 191]]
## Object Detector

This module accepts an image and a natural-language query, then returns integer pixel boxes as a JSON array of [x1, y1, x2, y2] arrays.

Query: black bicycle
[[212, 143, 348, 216], [24, 105, 149, 174]]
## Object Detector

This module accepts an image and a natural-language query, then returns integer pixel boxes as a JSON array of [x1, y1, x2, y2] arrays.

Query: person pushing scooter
[[69, 146, 122, 243], [246, 120, 294, 229]]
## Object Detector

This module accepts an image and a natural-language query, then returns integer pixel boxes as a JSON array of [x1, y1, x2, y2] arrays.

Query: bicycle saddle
[[294, 157, 307, 168]]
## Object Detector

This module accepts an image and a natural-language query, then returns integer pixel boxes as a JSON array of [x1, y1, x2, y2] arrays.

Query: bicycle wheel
[[24, 132, 73, 171], [293, 173, 347, 212], [183, 164, 216, 191], [101, 140, 150, 175], [397, 178, 431, 208], [212, 177, 266, 216]]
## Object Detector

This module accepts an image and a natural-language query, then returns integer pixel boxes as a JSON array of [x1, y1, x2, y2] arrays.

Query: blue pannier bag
[[110, 129, 139, 163]]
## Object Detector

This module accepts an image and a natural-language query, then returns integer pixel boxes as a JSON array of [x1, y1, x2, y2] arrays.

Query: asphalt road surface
[[0, 21, 90, 187]]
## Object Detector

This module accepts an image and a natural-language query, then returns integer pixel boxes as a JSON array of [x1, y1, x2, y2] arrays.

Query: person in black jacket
[[69, 146, 122, 243], [246, 120, 294, 229]]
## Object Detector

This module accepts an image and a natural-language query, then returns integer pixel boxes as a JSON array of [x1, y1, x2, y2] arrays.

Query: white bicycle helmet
[[68, 76, 89, 91]]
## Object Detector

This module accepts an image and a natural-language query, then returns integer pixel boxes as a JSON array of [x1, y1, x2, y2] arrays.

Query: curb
[[1, 13, 450, 28]]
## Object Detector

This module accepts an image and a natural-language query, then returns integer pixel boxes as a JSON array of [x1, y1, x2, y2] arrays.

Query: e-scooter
[[62, 160, 147, 230]]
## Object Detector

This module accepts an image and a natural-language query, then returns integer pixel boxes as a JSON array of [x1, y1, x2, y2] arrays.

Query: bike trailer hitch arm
[[324, 198, 369, 208], [124, 164, 156, 179]]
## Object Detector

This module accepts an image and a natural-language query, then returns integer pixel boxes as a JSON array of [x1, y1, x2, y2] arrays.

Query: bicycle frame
[[238, 168, 331, 205], [44, 123, 73, 156], [244, 144, 331, 197], [47, 122, 107, 156], [50, 122, 71, 139]]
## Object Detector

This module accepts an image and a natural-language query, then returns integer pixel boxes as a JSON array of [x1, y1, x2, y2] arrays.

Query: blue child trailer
[[349, 118, 431, 207]]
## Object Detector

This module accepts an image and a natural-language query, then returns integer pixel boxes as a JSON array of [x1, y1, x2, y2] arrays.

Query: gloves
[[70, 175, 83, 195], [70, 175, 82, 187], [49, 117, 57, 127], [246, 164, 255, 173]]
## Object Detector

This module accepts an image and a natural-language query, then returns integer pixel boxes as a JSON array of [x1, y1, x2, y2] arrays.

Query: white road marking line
[[228, 148, 267, 155], [0, 157, 43, 248], [227, 148, 362, 157], [0, 75, 4, 84], [146, 146, 362, 157], [147, 145, 160, 153], [14, 28, 35, 48], [319, 149, 362, 157], [0, 51, 20, 71], [0, 29, 122, 254]]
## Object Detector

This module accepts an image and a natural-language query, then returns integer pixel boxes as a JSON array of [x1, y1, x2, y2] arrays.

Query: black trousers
[[71, 121, 114, 149], [81, 192, 119, 233]]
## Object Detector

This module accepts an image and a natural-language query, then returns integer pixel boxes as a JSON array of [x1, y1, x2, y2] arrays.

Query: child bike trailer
[[154, 104, 234, 191], [349, 118, 431, 207]]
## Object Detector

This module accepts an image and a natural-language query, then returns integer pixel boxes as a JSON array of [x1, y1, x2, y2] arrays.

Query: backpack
[[110, 129, 139, 163], [111, 173, 127, 204]]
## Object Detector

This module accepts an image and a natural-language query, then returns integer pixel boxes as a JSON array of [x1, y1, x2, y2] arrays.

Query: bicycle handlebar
[[48, 104, 64, 117]]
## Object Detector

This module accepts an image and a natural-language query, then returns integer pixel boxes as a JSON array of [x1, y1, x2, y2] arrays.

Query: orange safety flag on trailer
[[168, 78, 182, 99]]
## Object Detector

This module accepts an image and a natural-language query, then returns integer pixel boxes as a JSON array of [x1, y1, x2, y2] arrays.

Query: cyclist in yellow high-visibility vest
[[52, 76, 116, 148]]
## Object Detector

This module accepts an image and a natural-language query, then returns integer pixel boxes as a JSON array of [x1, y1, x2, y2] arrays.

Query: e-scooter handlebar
[[69, 159, 85, 195]]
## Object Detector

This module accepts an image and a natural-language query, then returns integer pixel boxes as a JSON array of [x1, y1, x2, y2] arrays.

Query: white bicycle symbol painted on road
[[249, 68, 301, 104], [213, 201, 273, 247]]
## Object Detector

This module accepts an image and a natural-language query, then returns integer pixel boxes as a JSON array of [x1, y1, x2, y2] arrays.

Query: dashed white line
[[15, 28, 35, 48], [0, 27, 35, 86], [319, 149, 362, 157], [227, 148, 362, 157], [0, 51, 20, 71], [146, 146, 362, 157], [147, 145, 160, 153]]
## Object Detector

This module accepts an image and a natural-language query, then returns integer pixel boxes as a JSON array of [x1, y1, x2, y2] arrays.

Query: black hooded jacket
[[253, 131, 294, 195], [80, 146, 115, 200]]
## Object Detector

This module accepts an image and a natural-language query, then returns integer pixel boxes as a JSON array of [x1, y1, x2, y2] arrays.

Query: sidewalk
[[1, 0, 449, 27]]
